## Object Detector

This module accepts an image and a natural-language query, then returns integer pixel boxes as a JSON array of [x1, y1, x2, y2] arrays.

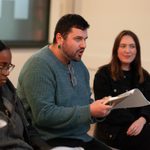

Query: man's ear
[[56, 33, 64, 45]]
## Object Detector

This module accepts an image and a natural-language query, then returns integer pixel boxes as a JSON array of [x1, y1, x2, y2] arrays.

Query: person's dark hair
[[110, 30, 144, 83], [53, 14, 90, 43], [0, 41, 9, 52]]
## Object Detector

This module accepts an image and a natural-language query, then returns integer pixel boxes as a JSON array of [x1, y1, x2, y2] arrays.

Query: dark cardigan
[[93, 64, 150, 146]]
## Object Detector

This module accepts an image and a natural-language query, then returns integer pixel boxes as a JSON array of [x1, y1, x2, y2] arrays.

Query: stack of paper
[[107, 89, 150, 109]]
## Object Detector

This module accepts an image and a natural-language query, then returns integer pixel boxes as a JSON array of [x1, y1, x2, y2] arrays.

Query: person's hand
[[127, 116, 146, 136], [90, 97, 112, 118]]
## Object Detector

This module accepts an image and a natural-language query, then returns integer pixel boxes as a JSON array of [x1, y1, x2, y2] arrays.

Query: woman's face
[[118, 35, 137, 70], [0, 49, 12, 86]]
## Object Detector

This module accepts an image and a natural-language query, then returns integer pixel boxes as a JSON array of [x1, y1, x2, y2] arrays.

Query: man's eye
[[75, 38, 81, 41], [74, 37, 82, 42]]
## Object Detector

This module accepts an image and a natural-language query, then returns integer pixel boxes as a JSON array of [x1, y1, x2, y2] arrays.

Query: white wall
[[79, 0, 150, 87], [9, 0, 73, 86], [9, 0, 150, 88]]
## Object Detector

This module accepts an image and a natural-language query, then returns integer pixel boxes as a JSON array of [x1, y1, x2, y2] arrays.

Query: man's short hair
[[53, 14, 90, 43]]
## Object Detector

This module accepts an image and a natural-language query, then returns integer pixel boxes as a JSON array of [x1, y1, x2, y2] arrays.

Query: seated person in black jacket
[[0, 41, 51, 150], [0, 40, 33, 149], [93, 30, 150, 150]]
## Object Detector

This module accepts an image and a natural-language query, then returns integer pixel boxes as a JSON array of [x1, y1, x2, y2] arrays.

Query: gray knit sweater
[[17, 45, 93, 142]]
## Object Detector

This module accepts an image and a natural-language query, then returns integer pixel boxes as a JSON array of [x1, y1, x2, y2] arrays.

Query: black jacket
[[93, 64, 150, 144], [0, 79, 51, 150], [0, 79, 33, 149]]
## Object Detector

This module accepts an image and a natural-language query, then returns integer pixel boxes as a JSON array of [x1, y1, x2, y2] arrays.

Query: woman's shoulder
[[96, 64, 110, 74], [142, 68, 150, 75], [142, 68, 150, 81]]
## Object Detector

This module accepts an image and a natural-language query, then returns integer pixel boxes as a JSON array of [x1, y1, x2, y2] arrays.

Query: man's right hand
[[90, 97, 112, 118]]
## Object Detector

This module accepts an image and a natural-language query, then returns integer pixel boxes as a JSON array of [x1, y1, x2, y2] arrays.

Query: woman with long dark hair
[[93, 30, 150, 150]]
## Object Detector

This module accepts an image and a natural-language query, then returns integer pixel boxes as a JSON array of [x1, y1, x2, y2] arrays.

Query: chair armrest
[[30, 136, 52, 150]]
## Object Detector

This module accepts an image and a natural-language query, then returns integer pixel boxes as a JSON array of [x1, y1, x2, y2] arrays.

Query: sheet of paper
[[108, 89, 150, 109]]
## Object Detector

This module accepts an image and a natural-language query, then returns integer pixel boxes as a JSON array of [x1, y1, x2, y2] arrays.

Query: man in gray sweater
[[17, 14, 112, 150]]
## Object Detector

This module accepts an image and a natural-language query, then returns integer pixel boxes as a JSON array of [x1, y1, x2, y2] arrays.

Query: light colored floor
[[87, 124, 95, 136]]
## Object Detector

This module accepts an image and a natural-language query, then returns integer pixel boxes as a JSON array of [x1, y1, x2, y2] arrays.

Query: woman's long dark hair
[[110, 30, 144, 83]]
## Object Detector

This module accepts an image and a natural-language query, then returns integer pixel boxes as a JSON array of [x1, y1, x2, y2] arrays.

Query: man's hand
[[90, 97, 112, 118]]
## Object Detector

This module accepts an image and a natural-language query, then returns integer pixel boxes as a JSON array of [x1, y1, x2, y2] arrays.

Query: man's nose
[[80, 40, 86, 48]]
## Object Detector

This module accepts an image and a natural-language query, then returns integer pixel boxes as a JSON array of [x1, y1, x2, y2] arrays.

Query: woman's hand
[[127, 116, 146, 136]]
